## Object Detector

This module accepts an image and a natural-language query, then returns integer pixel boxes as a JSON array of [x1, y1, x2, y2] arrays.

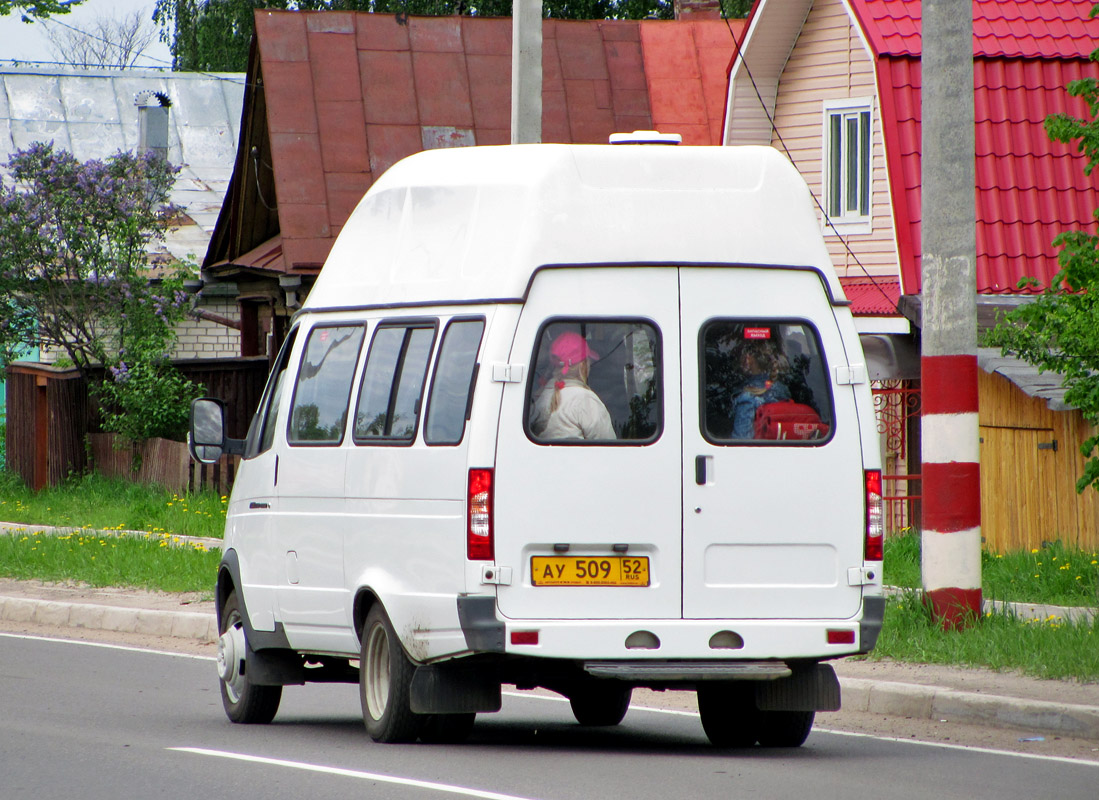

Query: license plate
[[531, 556, 650, 587]]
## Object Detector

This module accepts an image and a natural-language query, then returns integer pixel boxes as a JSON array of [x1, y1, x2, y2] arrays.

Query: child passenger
[[530, 331, 616, 440]]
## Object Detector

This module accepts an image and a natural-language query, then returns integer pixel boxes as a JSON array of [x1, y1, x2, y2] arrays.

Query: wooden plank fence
[[5, 357, 268, 494]]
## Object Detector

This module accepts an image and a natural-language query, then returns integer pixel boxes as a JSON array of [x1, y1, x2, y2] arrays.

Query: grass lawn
[[872, 531, 1099, 681], [0, 471, 226, 539]]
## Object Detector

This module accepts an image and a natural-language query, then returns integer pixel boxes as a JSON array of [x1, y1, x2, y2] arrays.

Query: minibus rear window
[[527, 319, 661, 445], [701, 320, 833, 445], [287, 324, 365, 446]]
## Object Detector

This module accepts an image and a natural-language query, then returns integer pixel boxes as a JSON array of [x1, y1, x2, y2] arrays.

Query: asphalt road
[[2, 632, 1097, 800]]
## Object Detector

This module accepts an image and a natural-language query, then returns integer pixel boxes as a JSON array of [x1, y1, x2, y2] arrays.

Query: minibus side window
[[287, 324, 365, 445], [701, 320, 833, 445], [354, 323, 437, 443], [526, 319, 661, 445], [425, 318, 485, 445], [245, 326, 299, 458]]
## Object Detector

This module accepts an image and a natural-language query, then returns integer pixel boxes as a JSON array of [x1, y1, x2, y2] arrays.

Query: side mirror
[[189, 397, 226, 464]]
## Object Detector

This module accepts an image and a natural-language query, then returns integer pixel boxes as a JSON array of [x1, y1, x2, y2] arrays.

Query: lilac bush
[[0, 142, 199, 443]]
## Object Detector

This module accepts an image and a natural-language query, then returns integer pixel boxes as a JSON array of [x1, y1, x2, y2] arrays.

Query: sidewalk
[[1, 576, 1097, 743]]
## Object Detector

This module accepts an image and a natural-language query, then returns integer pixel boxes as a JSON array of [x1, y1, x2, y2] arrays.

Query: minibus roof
[[304, 143, 845, 311]]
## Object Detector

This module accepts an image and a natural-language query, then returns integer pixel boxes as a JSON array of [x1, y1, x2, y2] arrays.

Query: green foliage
[[0, 528, 220, 593], [986, 13, 1099, 493], [154, 0, 749, 73], [96, 359, 201, 444], [0, 470, 227, 538], [0, 0, 84, 21], [0, 143, 182, 376], [884, 530, 1099, 608], [0, 143, 198, 445], [874, 591, 1099, 682]]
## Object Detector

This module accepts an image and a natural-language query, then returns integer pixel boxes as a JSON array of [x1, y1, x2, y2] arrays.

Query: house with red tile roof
[[202, 10, 742, 356], [724, 0, 1099, 549]]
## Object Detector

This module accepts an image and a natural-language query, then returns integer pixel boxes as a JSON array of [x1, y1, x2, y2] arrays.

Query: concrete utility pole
[[920, 0, 982, 628], [511, 0, 543, 144]]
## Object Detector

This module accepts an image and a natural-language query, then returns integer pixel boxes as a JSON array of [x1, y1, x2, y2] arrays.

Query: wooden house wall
[[978, 368, 1099, 552], [769, 0, 900, 280]]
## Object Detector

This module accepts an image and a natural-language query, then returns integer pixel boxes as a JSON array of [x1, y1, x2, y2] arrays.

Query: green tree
[[986, 6, 1099, 493], [0, 143, 200, 443], [154, 0, 748, 73], [0, 0, 84, 22]]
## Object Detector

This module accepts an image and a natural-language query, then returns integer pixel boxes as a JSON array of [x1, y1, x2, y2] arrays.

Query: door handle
[[695, 455, 708, 485], [249, 501, 270, 509]]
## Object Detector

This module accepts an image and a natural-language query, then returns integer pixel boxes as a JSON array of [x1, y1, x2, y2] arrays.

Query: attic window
[[823, 98, 872, 233]]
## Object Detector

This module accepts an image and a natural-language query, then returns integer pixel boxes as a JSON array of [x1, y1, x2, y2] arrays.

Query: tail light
[[467, 468, 494, 560], [865, 469, 884, 561]]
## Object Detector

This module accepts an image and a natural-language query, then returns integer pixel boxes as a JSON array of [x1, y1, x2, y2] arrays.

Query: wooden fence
[[5, 356, 268, 493]]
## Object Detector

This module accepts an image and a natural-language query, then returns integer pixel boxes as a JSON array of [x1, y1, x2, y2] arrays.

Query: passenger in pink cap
[[530, 331, 616, 440]]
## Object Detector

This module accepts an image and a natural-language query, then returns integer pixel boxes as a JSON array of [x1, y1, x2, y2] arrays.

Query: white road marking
[[0, 631, 213, 661], [170, 747, 542, 800], [816, 727, 1099, 768]]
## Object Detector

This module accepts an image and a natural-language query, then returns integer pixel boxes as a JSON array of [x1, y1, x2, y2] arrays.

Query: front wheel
[[360, 604, 423, 743], [217, 589, 282, 724]]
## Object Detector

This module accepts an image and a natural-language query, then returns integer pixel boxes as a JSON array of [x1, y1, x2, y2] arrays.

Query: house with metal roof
[[0, 66, 246, 363], [202, 10, 743, 359], [724, 0, 1099, 550]]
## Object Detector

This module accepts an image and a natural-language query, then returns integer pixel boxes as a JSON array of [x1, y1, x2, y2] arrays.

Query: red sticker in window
[[744, 327, 772, 340], [318, 330, 330, 342]]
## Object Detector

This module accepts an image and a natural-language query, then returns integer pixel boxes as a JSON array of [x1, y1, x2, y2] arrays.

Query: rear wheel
[[568, 683, 632, 726], [217, 589, 282, 724], [757, 710, 815, 748], [360, 604, 423, 743], [419, 713, 476, 744], [697, 683, 759, 748]]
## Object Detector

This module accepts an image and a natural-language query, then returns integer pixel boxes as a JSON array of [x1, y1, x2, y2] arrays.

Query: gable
[[730, 0, 1099, 302]]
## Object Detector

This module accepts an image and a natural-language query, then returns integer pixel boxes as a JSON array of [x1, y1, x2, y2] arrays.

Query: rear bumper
[[458, 595, 880, 661]]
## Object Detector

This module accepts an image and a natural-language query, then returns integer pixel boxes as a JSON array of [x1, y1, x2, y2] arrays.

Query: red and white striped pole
[[920, 0, 981, 629], [921, 356, 982, 628]]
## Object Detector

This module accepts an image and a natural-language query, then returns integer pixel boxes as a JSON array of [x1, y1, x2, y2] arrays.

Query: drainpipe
[[920, 0, 982, 629]]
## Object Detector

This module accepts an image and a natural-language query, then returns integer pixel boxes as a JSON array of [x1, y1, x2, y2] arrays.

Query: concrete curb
[[0, 594, 217, 642], [841, 677, 1099, 741], [2, 593, 1097, 741]]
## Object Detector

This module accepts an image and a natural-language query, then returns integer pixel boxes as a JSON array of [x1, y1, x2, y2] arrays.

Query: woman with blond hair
[[530, 331, 616, 440]]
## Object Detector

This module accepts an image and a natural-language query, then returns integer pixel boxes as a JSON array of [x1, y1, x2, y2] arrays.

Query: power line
[[720, 11, 899, 313]]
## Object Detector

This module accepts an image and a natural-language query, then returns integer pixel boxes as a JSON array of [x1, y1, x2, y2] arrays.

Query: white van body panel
[[304, 145, 843, 311], [221, 143, 883, 682]]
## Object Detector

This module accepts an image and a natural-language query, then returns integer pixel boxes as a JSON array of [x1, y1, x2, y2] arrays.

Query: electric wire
[[721, 10, 900, 314]]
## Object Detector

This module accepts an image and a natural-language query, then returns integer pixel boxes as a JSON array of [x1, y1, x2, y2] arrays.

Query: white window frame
[[821, 97, 874, 235]]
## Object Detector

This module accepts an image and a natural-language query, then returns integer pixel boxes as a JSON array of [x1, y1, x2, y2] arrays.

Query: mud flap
[[756, 663, 841, 712], [410, 662, 502, 714]]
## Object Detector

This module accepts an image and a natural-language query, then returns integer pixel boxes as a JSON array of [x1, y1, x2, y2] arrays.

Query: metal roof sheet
[[210, 11, 741, 277], [855, 1, 1099, 295], [0, 67, 245, 264]]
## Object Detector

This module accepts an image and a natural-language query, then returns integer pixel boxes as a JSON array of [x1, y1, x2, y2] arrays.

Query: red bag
[[753, 401, 829, 440]]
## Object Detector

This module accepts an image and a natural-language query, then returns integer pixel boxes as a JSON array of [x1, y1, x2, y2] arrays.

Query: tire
[[568, 683, 633, 727], [757, 710, 815, 748], [360, 604, 423, 743], [419, 713, 476, 744], [217, 589, 282, 724], [696, 683, 759, 748]]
